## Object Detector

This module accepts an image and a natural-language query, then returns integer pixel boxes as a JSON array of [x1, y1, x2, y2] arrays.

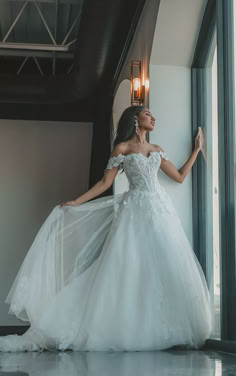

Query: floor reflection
[[0, 349, 235, 376]]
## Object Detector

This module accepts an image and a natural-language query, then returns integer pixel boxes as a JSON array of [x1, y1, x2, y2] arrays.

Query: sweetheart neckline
[[116, 151, 161, 159]]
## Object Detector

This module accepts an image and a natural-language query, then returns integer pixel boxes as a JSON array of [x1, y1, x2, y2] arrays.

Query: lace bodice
[[105, 151, 169, 193]]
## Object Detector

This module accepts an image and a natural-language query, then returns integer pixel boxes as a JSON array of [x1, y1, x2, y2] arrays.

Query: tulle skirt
[[0, 189, 213, 352]]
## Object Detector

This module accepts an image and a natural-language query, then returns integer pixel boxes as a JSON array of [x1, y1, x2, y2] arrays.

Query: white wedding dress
[[0, 150, 213, 352]]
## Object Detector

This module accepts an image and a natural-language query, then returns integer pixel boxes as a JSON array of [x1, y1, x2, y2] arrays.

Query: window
[[205, 30, 221, 339], [192, 0, 236, 346]]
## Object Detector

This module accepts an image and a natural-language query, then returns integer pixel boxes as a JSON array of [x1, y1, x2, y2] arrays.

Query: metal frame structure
[[192, 0, 236, 350], [0, 0, 82, 75]]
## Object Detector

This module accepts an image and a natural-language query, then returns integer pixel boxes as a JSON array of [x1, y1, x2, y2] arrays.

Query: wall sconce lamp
[[131, 60, 146, 105]]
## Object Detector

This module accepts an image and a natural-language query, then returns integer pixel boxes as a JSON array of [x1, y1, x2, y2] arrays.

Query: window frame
[[191, 0, 236, 348]]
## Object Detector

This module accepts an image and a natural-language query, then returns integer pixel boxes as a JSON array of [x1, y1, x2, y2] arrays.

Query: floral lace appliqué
[[105, 154, 125, 171], [105, 150, 168, 172], [159, 151, 169, 161], [104, 150, 175, 218]]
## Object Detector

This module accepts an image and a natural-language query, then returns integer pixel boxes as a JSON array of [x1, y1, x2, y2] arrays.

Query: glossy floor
[[0, 349, 236, 376]]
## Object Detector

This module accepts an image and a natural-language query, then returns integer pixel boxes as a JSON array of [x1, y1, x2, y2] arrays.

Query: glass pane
[[234, 0, 236, 269], [233, 0, 236, 339], [205, 28, 221, 339]]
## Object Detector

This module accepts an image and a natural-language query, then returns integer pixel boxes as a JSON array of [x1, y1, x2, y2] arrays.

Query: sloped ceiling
[[150, 0, 208, 67]]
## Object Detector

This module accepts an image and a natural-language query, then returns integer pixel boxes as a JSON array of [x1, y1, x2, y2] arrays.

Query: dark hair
[[113, 105, 145, 146]]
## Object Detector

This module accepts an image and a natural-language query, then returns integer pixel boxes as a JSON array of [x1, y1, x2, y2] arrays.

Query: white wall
[[112, 79, 130, 194], [148, 0, 207, 245], [149, 65, 193, 244], [111, 0, 207, 246], [0, 120, 93, 325]]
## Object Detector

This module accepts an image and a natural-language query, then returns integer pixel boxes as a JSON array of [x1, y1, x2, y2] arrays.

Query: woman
[[0, 105, 213, 352]]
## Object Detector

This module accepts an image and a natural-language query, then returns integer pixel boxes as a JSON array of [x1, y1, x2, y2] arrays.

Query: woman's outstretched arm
[[160, 127, 201, 183], [60, 145, 125, 207], [60, 166, 119, 207]]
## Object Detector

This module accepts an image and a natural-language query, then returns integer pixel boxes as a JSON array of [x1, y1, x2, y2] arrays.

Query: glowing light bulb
[[133, 78, 141, 99]]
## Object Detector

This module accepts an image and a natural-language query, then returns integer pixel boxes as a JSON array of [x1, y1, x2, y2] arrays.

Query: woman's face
[[136, 108, 156, 131]]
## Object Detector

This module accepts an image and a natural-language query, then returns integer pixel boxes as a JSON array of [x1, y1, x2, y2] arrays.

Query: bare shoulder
[[111, 142, 129, 157], [151, 144, 164, 152]]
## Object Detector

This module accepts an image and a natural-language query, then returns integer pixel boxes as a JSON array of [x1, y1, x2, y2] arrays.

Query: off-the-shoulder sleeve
[[159, 150, 169, 161], [104, 154, 125, 171]]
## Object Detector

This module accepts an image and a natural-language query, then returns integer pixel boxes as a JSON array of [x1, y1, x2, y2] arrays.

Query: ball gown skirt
[[0, 150, 213, 352]]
